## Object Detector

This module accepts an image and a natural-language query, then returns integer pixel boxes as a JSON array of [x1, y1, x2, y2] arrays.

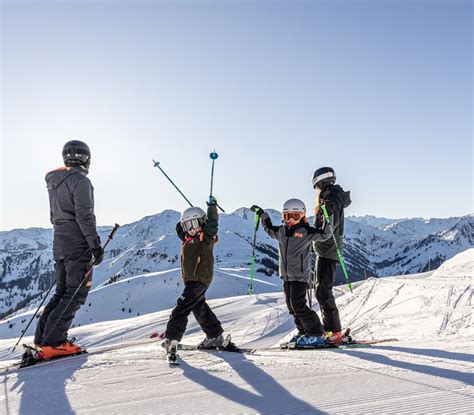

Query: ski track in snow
[[0, 340, 472, 414], [0, 249, 472, 414]]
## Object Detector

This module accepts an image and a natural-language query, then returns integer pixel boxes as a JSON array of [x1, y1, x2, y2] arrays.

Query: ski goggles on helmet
[[282, 212, 304, 223], [181, 218, 203, 233]]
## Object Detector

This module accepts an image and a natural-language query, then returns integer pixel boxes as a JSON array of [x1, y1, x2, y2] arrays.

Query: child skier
[[250, 199, 331, 347], [163, 197, 227, 359], [311, 167, 352, 345]]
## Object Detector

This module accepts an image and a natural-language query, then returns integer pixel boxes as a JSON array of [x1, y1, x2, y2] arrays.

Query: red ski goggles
[[282, 212, 304, 223]]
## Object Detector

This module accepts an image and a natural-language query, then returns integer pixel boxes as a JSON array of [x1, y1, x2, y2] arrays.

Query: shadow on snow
[[5, 356, 86, 415], [180, 352, 324, 414]]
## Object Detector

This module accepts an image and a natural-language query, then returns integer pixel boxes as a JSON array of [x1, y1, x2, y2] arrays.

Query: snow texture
[[0, 250, 472, 414]]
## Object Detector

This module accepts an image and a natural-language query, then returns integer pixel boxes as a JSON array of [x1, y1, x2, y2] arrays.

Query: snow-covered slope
[[339, 249, 473, 340], [0, 250, 472, 414]]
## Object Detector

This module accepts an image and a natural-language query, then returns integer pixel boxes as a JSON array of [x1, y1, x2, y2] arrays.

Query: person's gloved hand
[[250, 205, 264, 215], [207, 196, 217, 206], [92, 245, 105, 266]]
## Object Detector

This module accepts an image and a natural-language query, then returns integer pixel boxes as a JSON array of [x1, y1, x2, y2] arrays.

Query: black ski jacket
[[46, 166, 100, 260], [313, 184, 352, 261]]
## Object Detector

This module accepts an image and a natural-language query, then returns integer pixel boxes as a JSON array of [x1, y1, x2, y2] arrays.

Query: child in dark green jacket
[[163, 199, 226, 356]]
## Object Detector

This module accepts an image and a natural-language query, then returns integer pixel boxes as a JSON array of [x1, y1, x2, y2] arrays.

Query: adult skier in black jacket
[[312, 167, 351, 344], [33, 140, 104, 359]]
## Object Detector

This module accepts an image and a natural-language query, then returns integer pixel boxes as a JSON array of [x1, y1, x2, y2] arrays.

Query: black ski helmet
[[312, 167, 336, 189], [62, 140, 91, 168]]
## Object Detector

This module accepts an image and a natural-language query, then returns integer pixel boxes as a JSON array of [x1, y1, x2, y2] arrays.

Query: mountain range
[[0, 209, 472, 320]]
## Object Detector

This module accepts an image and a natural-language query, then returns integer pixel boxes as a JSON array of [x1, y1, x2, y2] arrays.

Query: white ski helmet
[[282, 199, 306, 225], [180, 207, 207, 233]]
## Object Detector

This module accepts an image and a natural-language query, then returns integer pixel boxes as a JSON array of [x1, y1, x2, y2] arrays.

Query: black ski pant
[[316, 256, 342, 332], [34, 250, 92, 346], [284, 281, 324, 337], [165, 281, 223, 342]]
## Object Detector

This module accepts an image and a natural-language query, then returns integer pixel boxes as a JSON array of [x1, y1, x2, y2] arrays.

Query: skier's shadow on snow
[[371, 345, 473, 364], [9, 356, 86, 415], [339, 348, 473, 387], [179, 353, 324, 414]]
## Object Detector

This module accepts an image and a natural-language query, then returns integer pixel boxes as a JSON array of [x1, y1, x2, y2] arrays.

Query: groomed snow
[[0, 250, 472, 414]]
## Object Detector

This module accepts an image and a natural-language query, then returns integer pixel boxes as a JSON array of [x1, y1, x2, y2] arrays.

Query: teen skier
[[250, 200, 331, 347], [312, 167, 352, 344], [32, 140, 104, 359], [163, 197, 228, 360]]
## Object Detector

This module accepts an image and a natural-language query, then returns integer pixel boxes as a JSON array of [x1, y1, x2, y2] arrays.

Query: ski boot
[[20, 345, 42, 367], [281, 332, 304, 349], [293, 334, 327, 349], [35, 338, 84, 360], [196, 334, 225, 349], [325, 331, 343, 345], [162, 339, 179, 364]]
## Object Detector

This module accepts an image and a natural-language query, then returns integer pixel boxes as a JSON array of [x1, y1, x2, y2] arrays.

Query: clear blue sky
[[1, 0, 472, 230]]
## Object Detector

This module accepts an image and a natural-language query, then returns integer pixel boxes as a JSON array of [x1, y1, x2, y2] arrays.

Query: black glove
[[207, 196, 217, 206], [250, 205, 264, 215], [92, 245, 105, 266]]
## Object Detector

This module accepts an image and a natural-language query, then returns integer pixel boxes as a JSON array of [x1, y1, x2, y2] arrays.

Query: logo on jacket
[[294, 232, 304, 238]]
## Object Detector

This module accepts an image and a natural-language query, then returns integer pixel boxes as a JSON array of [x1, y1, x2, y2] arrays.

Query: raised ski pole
[[152, 159, 193, 208], [320, 204, 353, 293], [248, 210, 261, 294], [209, 151, 225, 213], [11, 280, 57, 353], [42, 224, 120, 344]]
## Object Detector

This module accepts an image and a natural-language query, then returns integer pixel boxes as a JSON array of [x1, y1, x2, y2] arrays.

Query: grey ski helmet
[[312, 167, 336, 189], [181, 207, 207, 233], [63, 140, 91, 169]]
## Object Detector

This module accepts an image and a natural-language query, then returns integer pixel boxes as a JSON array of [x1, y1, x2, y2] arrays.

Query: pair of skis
[[279, 328, 397, 350], [1, 332, 399, 374]]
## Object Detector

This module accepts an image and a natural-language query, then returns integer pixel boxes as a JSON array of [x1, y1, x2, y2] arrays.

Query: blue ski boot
[[295, 335, 326, 348]]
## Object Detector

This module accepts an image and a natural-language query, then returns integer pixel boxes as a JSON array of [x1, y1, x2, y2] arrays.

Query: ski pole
[[209, 151, 225, 213], [11, 279, 57, 353], [320, 204, 352, 293], [42, 223, 120, 344], [248, 211, 261, 294], [152, 159, 193, 208], [307, 253, 316, 308]]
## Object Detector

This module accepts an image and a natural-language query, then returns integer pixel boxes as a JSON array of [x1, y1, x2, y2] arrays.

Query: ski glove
[[207, 196, 217, 206], [250, 205, 264, 215], [92, 245, 105, 266]]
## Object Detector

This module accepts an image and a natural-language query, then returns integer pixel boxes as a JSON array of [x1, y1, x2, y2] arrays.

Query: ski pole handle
[[209, 151, 218, 198], [105, 223, 120, 248], [209, 151, 225, 212]]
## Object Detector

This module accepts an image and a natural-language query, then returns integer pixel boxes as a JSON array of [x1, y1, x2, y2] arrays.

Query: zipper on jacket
[[193, 256, 201, 277], [300, 253, 303, 273]]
